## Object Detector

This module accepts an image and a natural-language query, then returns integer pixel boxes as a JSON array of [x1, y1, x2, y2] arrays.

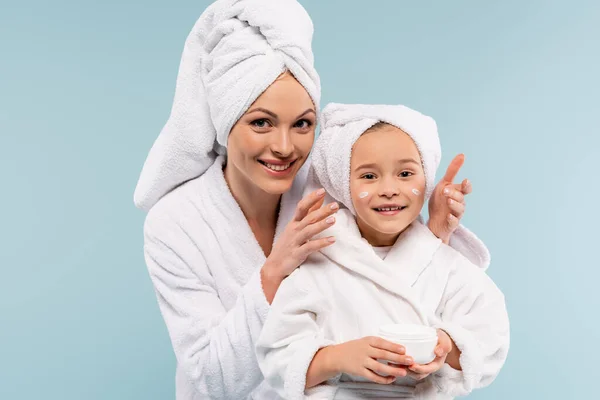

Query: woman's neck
[[224, 164, 280, 219], [223, 161, 281, 255]]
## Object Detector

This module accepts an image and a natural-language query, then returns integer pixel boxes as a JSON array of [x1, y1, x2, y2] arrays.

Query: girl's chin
[[367, 222, 410, 236]]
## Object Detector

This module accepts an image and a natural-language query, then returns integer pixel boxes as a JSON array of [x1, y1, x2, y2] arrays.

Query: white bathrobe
[[143, 155, 309, 399], [256, 209, 509, 400], [143, 155, 496, 399]]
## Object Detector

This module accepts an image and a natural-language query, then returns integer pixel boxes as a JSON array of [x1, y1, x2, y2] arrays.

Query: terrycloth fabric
[[309, 102, 491, 270], [313, 103, 442, 215], [256, 209, 510, 400], [134, 0, 320, 211], [144, 155, 309, 400]]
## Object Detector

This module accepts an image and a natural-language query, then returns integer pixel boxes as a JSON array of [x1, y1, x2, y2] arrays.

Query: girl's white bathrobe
[[143, 155, 494, 400], [256, 209, 509, 400]]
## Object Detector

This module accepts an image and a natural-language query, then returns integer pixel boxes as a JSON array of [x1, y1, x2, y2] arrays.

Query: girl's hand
[[331, 337, 413, 384], [261, 189, 339, 301], [427, 154, 472, 244], [405, 329, 455, 381]]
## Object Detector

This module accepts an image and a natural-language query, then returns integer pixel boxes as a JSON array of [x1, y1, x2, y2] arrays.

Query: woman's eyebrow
[[296, 109, 316, 118], [246, 107, 278, 119]]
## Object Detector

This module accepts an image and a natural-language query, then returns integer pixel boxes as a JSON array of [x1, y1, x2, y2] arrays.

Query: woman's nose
[[270, 130, 294, 158]]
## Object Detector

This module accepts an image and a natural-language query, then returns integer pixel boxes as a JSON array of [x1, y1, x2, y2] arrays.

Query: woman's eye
[[251, 119, 270, 128], [400, 171, 413, 177], [294, 119, 312, 129]]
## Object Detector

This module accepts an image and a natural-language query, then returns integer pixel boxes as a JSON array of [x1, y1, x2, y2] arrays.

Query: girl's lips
[[372, 205, 407, 216]]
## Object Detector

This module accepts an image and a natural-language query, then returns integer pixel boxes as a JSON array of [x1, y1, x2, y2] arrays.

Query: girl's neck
[[356, 218, 408, 247]]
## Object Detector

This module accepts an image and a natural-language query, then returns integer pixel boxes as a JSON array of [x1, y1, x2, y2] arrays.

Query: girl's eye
[[400, 171, 413, 178], [362, 173, 376, 180], [294, 119, 312, 129], [251, 119, 271, 128]]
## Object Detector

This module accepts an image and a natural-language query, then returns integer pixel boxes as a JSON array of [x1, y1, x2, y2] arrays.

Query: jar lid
[[378, 324, 437, 340]]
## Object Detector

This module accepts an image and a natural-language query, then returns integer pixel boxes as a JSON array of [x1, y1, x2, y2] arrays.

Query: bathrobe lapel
[[318, 209, 442, 325]]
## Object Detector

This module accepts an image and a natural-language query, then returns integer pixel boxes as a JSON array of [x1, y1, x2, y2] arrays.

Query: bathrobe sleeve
[[255, 268, 335, 400], [143, 212, 271, 399], [448, 224, 492, 270], [431, 251, 510, 397]]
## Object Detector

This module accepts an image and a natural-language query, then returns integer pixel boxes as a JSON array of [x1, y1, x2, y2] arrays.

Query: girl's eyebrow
[[354, 158, 419, 171], [396, 158, 420, 165], [355, 163, 379, 171]]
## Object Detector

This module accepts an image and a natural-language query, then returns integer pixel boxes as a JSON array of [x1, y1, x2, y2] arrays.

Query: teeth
[[377, 207, 401, 211], [263, 162, 292, 171]]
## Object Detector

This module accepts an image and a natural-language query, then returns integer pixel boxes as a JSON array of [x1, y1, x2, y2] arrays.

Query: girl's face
[[349, 124, 426, 247], [226, 72, 316, 195]]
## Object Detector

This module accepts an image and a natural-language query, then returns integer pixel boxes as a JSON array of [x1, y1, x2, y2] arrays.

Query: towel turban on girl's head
[[312, 103, 442, 215]]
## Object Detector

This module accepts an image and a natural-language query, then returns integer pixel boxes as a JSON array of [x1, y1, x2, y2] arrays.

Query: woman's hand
[[404, 329, 458, 381], [331, 337, 413, 384], [427, 154, 472, 244], [261, 188, 339, 302]]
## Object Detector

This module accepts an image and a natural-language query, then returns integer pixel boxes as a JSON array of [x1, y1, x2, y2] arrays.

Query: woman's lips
[[258, 159, 297, 177]]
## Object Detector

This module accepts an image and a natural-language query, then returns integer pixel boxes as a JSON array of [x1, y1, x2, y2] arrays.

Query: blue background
[[1, 0, 598, 398]]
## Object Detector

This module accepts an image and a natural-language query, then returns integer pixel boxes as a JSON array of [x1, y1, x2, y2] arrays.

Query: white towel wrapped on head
[[309, 102, 491, 269], [134, 0, 321, 211], [312, 103, 441, 215]]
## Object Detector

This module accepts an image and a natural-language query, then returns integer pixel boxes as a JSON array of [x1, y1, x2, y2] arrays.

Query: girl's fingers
[[365, 358, 406, 378], [435, 345, 447, 358], [406, 370, 429, 381], [363, 368, 396, 384], [368, 337, 406, 355], [409, 358, 443, 375], [370, 348, 413, 365]]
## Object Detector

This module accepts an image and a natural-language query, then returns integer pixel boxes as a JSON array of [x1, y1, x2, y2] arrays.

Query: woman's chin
[[258, 178, 295, 195]]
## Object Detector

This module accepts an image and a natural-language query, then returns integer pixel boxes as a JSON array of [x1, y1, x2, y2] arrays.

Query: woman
[[135, 0, 489, 398]]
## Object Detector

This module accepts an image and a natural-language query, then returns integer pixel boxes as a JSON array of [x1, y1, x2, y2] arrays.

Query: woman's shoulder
[[144, 174, 220, 240]]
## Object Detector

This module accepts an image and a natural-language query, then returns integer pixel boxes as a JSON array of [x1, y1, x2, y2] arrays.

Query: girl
[[256, 103, 509, 399]]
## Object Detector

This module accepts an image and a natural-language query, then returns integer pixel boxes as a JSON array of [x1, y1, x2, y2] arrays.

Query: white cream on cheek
[[359, 191, 369, 199], [411, 188, 421, 196]]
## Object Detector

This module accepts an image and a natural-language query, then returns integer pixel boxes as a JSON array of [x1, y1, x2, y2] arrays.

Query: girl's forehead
[[352, 127, 421, 161]]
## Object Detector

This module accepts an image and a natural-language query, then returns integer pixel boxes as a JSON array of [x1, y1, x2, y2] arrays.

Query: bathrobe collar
[[318, 209, 442, 323]]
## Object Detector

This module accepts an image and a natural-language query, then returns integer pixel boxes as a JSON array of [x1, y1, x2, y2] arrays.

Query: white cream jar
[[378, 324, 438, 364]]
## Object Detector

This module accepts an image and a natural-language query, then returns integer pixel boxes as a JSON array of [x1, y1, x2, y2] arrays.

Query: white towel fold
[[134, 0, 321, 211], [312, 103, 441, 215]]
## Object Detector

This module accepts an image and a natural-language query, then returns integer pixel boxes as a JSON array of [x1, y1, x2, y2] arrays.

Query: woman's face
[[227, 72, 316, 195], [349, 124, 426, 246]]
